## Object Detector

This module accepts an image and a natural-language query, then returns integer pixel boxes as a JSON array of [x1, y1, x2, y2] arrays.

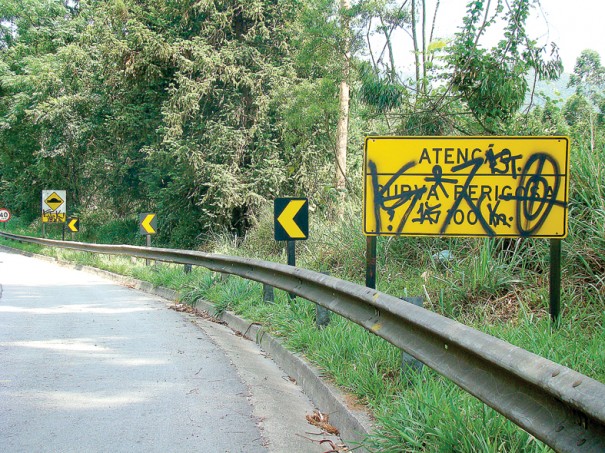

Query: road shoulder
[[0, 245, 373, 451]]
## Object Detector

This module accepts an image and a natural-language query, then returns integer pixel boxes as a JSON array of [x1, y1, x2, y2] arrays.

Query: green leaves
[[447, 0, 562, 132], [358, 61, 405, 113], [0, 0, 305, 238]]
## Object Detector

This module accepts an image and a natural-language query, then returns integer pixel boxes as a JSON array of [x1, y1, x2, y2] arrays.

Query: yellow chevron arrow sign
[[67, 217, 79, 232], [277, 200, 306, 238], [139, 213, 157, 235], [274, 198, 308, 241]]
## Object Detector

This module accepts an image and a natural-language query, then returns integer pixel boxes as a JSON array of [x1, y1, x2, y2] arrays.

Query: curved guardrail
[[1, 231, 604, 452]]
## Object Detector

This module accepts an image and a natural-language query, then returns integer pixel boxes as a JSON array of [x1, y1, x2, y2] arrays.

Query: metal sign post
[[144, 234, 151, 266], [287, 240, 296, 300], [287, 239, 296, 266], [550, 239, 562, 326], [366, 236, 377, 289]]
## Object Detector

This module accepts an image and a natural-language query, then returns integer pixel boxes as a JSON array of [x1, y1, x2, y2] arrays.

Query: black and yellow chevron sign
[[274, 198, 308, 241], [139, 213, 157, 235], [66, 217, 79, 233]]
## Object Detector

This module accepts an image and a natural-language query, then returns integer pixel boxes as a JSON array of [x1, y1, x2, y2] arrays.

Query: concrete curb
[[0, 245, 374, 449]]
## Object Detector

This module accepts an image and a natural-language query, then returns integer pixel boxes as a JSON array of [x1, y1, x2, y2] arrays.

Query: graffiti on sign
[[363, 137, 570, 238], [42, 211, 67, 223]]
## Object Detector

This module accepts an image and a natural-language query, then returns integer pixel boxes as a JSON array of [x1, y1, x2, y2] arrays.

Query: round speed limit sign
[[0, 208, 11, 222]]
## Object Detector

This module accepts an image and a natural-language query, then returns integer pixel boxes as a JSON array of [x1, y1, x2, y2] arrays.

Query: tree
[[569, 49, 605, 97], [0, 0, 301, 242], [357, 0, 563, 135], [0, 0, 80, 218], [446, 0, 562, 133], [567, 49, 605, 152]]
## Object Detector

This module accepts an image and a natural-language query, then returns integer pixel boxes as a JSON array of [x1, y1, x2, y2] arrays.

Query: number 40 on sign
[[0, 208, 11, 222]]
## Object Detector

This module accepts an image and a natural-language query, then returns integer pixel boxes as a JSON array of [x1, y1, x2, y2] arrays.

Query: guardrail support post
[[315, 271, 331, 329], [401, 296, 424, 374], [184, 264, 192, 274], [263, 284, 274, 304]]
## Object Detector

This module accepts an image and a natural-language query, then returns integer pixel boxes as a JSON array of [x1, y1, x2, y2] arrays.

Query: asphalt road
[[0, 250, 340, 452]]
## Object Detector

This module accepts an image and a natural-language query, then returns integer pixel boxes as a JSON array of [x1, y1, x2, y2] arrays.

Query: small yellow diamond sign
[[45, 192, 64, 211]]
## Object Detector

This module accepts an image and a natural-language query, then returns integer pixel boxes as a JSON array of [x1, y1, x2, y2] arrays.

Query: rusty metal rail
[[1, 231, 604, 452]]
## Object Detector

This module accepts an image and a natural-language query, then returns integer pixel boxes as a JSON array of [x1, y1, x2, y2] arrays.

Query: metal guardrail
[[1, 231, 604, 452]]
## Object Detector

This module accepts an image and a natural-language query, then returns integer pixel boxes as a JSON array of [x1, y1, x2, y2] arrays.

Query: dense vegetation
[[1, 0, 604, 451], [1, 0, 571, 243]]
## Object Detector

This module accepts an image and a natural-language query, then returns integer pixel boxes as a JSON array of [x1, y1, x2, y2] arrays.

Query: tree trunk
[[334, 0, 351, 217], [335, 79, 349, 195], [421, 0, 427, 94], [411, 0, 420, 94], [590, 111, 595, 152]]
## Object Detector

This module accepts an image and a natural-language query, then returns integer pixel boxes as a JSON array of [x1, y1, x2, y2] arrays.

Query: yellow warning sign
[[44, 192, 64, 211], [363, 137, 570, 238], [42, 190, 67, 223], [67, 217, 79, 232], [139, 213, 157, 235], [274, 198, 309, 241]]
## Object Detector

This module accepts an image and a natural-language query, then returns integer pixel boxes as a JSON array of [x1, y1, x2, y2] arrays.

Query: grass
[[1, 142, 603, 451], [368, 376, 551, 452]]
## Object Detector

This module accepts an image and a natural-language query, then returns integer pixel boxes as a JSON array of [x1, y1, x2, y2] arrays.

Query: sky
[[386, 0, 605, 75]]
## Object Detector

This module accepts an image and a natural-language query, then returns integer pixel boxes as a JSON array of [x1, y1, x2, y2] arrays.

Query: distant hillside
[[524, 72, 576, 108]]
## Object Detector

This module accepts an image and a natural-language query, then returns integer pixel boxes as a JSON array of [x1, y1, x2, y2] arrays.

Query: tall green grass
[[1, 141, 603, 452]]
